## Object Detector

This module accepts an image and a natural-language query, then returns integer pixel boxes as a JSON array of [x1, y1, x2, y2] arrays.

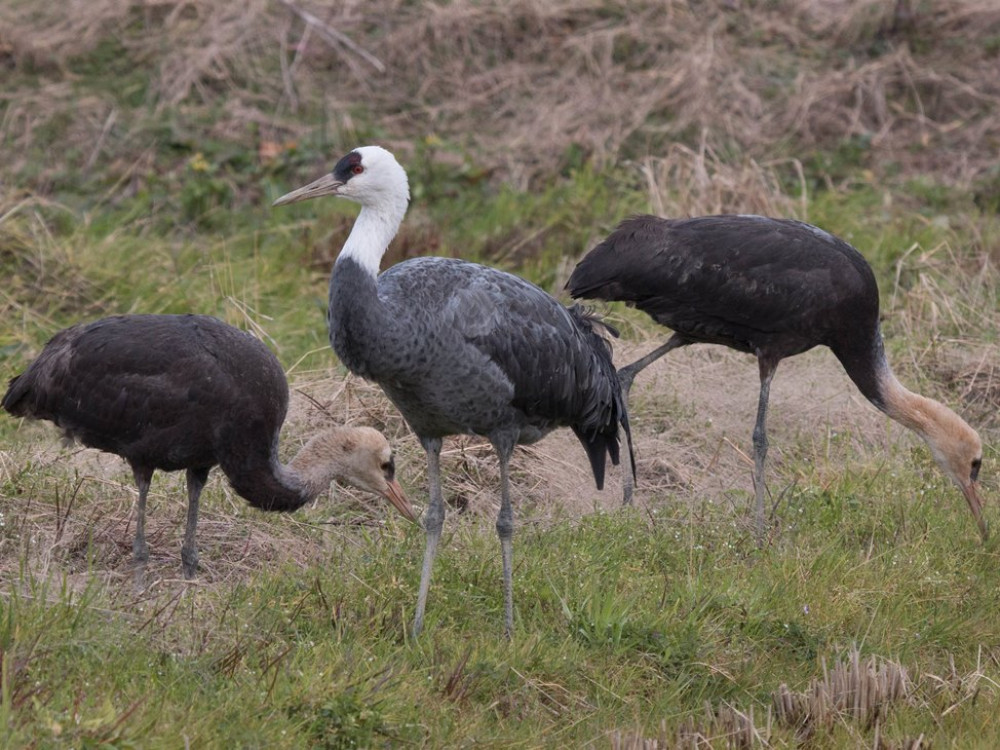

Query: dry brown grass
[[638, 141, 807, 221], [773, 649, 909, 741], [2, 320, 972, 594], [610, 336, 916, 525], [0, 193, 103, 346], [610, 647, 917, 749], [2, 0, 999, 190], [282, 335, 929, 536]]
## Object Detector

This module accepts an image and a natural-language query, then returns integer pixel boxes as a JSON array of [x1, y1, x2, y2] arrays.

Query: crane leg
[[181, 467, 209, 580], [413, 437, 445, 638], [492, 435, 517, 639], [617, 334, 687, 504], [752, 358, 778, 545], [131, 466, 154, 590]]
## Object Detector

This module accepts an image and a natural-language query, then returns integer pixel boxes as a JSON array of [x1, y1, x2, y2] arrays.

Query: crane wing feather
[[568, 214, 877, 356], [372, 258, 625, 449], [326, 255, 630, 487]]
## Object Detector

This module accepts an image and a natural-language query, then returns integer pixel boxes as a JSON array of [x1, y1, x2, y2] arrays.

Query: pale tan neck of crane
[[881, 373, 940, 435], [879, 371, 976, 480]]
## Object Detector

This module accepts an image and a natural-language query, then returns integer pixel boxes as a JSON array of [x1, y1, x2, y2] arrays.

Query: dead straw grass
[[638, 140, 807, 220], [2, 0, 999, 190], [0, 192, 101, 340], [772, 649, 909, 741], [610, 648, 915, 748], [5, 289, 994, 596]]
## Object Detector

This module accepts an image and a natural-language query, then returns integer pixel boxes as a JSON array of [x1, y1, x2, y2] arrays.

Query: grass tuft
[[3, 0, 1000, 745]]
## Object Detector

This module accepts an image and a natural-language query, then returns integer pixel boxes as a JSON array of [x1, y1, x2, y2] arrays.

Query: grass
[[3, 157, 1000, 747], [3, 493, 1000, 747], [4, 0, 1000, 746]]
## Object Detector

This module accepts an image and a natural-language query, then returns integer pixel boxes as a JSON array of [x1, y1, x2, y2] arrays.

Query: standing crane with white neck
[[274, 146, 634, 638]]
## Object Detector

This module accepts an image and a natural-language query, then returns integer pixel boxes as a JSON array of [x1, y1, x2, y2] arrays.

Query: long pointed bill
[[382, 479, 417, 523], [272, 173, 344, 206], [962, 482, 988, 541]]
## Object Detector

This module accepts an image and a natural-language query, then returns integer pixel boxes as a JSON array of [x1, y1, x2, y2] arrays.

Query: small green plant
[[288, 690, 392, 750], [178, 152, 235, 229], [563, 585, 635, 648]]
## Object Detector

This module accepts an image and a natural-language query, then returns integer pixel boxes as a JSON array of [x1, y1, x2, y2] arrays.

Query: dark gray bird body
[[331, 255, 625, 480], [569, 215, 884, 403], [3, 314, 293, 508], [3, 314, 414, 580], [567, 213, 986, 539], [273, 145, 633, 636]]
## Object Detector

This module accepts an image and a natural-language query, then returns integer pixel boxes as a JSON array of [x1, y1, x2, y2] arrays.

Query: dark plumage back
[[568, 214, 880, 363], [2, 315, 294, 508], [570, 214, 876, 303]]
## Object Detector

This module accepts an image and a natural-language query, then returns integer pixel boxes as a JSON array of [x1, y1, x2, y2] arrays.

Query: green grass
[[4, 1, 1000, 744], [3, 490, 1000, 747], [4, 52, 1000, 750]]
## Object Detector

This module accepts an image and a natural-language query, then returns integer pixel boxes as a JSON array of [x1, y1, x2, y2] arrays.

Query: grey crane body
[[2, 314, 414, 582], [275, 146, 633, 637], [567, 214, 986, 540], [331, 255, 624, 467]]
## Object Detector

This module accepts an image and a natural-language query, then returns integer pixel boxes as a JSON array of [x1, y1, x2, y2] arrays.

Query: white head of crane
[[273, 146, 410, 277]]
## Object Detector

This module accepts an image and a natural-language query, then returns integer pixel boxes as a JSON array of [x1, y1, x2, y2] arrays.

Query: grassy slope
[[3, 1, 1000, 747], [3, 497, 1000, 747]]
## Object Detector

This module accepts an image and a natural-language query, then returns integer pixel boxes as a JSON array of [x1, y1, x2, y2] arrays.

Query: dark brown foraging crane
[[567, 214, 987, 541], [2, 314, 416, 582]]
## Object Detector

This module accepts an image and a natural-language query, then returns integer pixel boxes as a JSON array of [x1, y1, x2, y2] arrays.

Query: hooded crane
[[2, 314, 416, 583], [273, 146, 633, 638], [567, 214, 987, 541]]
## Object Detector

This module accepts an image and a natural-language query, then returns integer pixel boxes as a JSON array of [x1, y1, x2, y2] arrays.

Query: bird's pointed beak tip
[[963, 482, 988, 542], [385, 479, 418, 524]]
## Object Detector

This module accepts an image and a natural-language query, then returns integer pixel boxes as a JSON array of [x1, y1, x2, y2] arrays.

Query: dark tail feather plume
[[567, 303, 620, 342], [2, 374, 29, 416], [566, 305, 637, 490], [573, 426, 613, 490]]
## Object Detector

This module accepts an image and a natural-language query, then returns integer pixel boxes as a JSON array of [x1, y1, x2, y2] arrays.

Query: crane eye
[[381, 458, 395, 480], [971, 458, 981, 482], [352, 164, 364, 175]]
